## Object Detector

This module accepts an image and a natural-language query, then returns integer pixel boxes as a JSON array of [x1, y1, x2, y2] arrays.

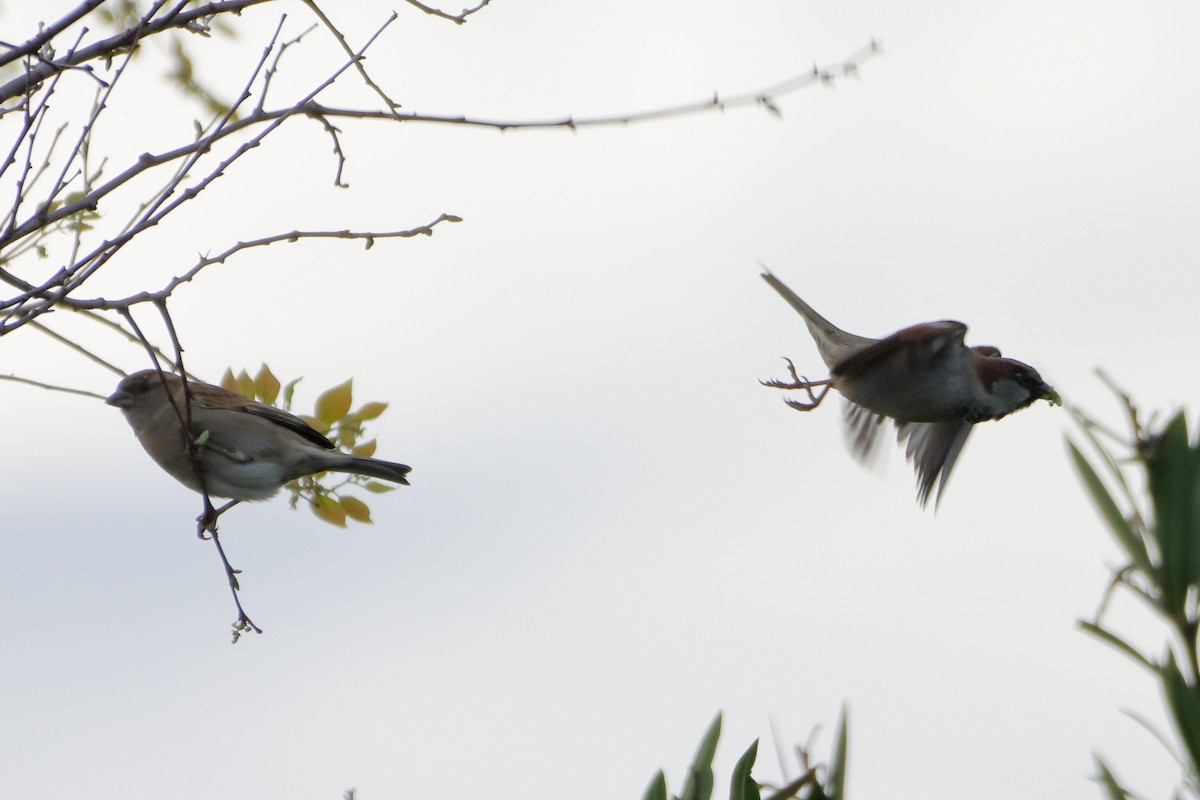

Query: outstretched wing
[[895, 420, 973, 509]]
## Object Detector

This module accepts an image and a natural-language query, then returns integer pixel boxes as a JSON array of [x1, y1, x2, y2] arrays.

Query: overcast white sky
[[3, 2, 1199, 799]]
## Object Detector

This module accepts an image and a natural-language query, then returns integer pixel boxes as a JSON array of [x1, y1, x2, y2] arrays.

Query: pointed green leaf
[[827, 706, 848, 800], [1092, 755, 1134, 800], [219, 367, 238, 392], [680, 713, 721, 800], [1078, 621, 1156, 673], [1162, 653, 1200, 774], [1067, 440, 1153, 575], [282, 377, 302, 411], [730, 739, 761, 800], [365, 481, 397, 494], [641, 771, 667, 800], [1144, 413, 1200, 616]]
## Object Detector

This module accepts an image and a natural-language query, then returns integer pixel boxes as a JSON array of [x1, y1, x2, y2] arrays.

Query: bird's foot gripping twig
[[760, 357, 833, 411], [196, 498, 240, 537]]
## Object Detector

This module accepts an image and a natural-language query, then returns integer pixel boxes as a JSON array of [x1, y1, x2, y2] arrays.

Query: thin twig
[[0, 0, 273, 104], [28, 319, 126, 375], [144, 214, 462, 300], [207, 525, 263, 640], [0, 373, 106, 399], [0, 0, 107, 69], [1, 14, 404, 332], [302, 1, 401, 111], [403, 0, 492, 25]]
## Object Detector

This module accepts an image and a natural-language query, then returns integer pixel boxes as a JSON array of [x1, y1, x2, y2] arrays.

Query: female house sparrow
[[107, 370, 412, 501], [761, 270, 1059, 507]]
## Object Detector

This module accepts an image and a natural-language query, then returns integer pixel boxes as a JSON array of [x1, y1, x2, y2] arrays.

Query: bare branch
[[404, 0, 493, 25], [151, 214, 463, 298], [302, 1, 401, 111], [0, 0, 274, 105], [0, 0, 107, 69], [0, 372, 106, 399], [28, 319, 125, 375], [1, 15, 404, 332]]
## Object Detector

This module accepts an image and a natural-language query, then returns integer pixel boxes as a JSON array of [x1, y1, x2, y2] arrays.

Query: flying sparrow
[[107, 370, 412, 502], [761, 269, 1059, 507]]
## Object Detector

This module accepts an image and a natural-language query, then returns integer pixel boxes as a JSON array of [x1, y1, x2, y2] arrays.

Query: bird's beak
[[1042, 385, 1062, 407], [106, 389, 131, 408]]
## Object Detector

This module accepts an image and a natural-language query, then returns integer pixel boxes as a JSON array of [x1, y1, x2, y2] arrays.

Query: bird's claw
[[195, 499, 239, 538], [761, 357, 832, 411]]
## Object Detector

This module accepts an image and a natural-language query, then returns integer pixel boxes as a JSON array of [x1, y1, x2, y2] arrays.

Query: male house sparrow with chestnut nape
[[760, 269, 1060, 508], [107, 370, 411, 502]]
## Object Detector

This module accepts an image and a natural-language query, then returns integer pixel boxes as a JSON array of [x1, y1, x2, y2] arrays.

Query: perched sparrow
[[761, 270, 1059, 507], [107, 370, 412, 501]]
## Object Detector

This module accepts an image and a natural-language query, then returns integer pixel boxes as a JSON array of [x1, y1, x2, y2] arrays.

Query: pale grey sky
[[3, 2, 1198, 799]]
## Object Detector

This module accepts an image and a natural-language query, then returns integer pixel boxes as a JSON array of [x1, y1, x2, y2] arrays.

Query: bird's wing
[[832, 321, 968, 381], [842, 402, 890, 464], [188, 387, 336, 450], [761, 270, 877, 369], [240, 404, 336, 449], [895, 419, 973, 509]]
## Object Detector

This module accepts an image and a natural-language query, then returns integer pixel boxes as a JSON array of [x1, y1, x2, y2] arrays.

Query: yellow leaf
[[235, 369, 255, 400], [354, 401, 388, 421], [298, 414, 329, 434], [255, 363, 281, 405], [340, 496, 372, 524], [311, 495, 346, 528], [220, 368, 238, 392], [351, 439, 377, 458], [365, 481, 397, 494], [315, 379, 353, 424]]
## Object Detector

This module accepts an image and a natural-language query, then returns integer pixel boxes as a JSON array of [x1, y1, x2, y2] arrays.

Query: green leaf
[[1161, 652, 1200, 774], [680, 713, 721, 800], [730, 739, 761, 800], [1092, 755, 1134, 800], [316, 379, 353, 424], [1067, 440, 1153, 575], [1144, 413, 1200, 616], [827, 706, 848, 800], [1078, 621, 1156, 673], [640, 771, 667, 800], [219, 367, 238, 393], [282, 377, 302, 411], [364, 481, 397, 494]]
